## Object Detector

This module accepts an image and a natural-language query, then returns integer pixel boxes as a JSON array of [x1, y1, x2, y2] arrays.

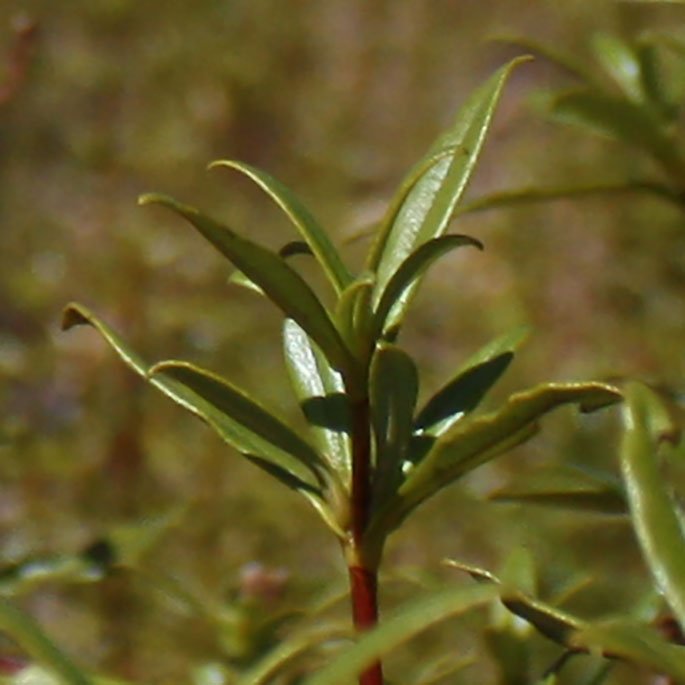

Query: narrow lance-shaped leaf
[[375, 382, 621, 533], [336, 273, 375, 357], [372, 234, 483, 340], [210, 160, 352, 293], [591, 33, 644, 102], [283, 319, 351, 485], [620, 382, 685, 631], [368, 58, 530, 325], [138, 194, 355, 376], [302, 584, 498, 685], [369, 343, 419, 505], [414, 325, 528, 437], [62, 304, 322, 494]]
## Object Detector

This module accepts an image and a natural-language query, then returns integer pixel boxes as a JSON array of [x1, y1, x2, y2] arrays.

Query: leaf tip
[[138, 192, 172, 208], [61, 303, 90, 331]]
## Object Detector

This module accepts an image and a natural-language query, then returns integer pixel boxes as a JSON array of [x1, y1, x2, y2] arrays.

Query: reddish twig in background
[[0, 14, 38, 107]]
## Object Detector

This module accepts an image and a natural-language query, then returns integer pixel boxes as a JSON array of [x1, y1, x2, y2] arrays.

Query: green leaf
[[149, 359, 325, 474], [62, 304, 322, 494], [210, 160, 353, 293], [620, 382, 685, 631], [138, 194, 355, 376], [374, 382, 621, 532], [591, 33, 644, 101], [372, 234, 483, 339], [571, 619, 685, 682], [282, 319, 351, 485], [229, 241, 313, 295], [367, 57, 529, 325], [370, 343, 419, 504], [0, 597, 93, 685], [490, 465, 627, 515], [335, 272, 376, 358], [415, 352, 514, 438], [302, 584, 498, 685]]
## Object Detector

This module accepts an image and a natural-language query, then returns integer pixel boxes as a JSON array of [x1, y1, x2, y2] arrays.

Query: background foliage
[[2, 1, 685, 683]]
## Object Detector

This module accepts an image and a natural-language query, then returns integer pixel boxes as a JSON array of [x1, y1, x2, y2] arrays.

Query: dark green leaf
[[367, 58, 529, 328], [149, 360, 324, 473], [370, 343, 419, 504], [230, 241, 313, 294], [415, 352, 514, 437], [302, 584, 498, 685], [620, 382, 685, 630], [335, 273, 375, 358], [372, 234, 483, 339], [283, 319, 351, 485], [138, 194, 355, 375], [62, 304, 323, 494], [374, 382, 621, 532], [210, 159, 352, 293]]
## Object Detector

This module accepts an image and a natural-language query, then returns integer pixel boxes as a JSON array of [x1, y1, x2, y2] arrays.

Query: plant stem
[[348, 397, 384, 685]]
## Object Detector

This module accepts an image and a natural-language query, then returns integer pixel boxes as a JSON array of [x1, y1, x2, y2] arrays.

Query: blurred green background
[[2, 1, 685, 683]]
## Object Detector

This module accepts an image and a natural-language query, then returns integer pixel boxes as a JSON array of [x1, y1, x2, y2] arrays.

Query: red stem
[[348, 397, 384, 685]]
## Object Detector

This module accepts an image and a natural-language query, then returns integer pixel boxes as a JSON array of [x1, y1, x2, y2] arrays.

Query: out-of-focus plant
[[463, 28, 685, 214], [58, 54, 628, 685]]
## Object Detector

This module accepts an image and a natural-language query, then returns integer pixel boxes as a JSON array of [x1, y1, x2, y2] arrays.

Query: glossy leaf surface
[[368, 58, 529, 326], [210, 160, 352, 293], [386, 382, 621, 529], [302, 584, 497, 685], [139, 194, 355, 375], [620, 382, 685, 630], [370, 343, 419, 504], [372, 234, 482, 339], [283, 319, 351, 484], [62, 304, 322, 493]]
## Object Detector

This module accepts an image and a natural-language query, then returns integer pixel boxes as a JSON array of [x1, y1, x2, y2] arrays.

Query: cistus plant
[[62, 57, 621, 685]]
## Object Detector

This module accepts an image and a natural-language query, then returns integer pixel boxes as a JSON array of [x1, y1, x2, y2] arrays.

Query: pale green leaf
[[138, 194, 355, 375], [210, 160, 352, 293], [282, 319, 351, 485], [591, 33, 643, 101], [620, 382, 685, 631], [335, 273, 375, 357], [368, 57, 529, 326], [302, 584, 498, 685]]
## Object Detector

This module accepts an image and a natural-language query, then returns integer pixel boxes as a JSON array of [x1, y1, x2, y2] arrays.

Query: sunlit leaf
[[370, 343, 419, 505], [374, 382, 621, 532], [210, 160, 353, 293], [138, 194, 355, 375], [0, 597, 92, 685], [367, 57, 529, 329], [283, 319, 351, 485], [302, 584, 498, 685], [230, 241, 313, 294], [415, 352, 514, 438], [571, 619, 685, 682], [620, 382, 685, 631], [591, 33, 643, 101], [372, 234, 483, 339], [62, 304, 323, 493]]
